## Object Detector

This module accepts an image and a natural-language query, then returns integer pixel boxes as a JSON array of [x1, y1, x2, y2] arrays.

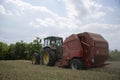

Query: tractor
[[32, 36, 63, 66], [32, 32, 109, 70]]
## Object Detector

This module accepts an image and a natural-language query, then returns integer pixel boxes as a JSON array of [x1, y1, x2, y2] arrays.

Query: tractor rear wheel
[[43, 48, 56, 66], [70, 59, 83, 70]]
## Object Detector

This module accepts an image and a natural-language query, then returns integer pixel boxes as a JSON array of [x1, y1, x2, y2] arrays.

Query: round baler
[[32, 32, 109, 70]]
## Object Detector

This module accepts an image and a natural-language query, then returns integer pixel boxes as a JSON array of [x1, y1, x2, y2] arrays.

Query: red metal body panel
[[78, 32, 109, 67], [59, 34, 83, 67], [59, 32, 109, 67]]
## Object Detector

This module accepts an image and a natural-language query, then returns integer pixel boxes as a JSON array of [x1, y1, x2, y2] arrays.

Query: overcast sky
[[0, 0, 120, 50]]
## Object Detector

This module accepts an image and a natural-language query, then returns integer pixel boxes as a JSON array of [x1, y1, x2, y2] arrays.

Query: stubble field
[[0, 60, 120, 80]]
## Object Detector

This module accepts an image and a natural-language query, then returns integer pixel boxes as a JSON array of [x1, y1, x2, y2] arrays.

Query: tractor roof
[[44, 36, 63, 40]]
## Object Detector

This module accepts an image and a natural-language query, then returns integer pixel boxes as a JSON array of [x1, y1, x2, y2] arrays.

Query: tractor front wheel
[[32, 53, 40, 64], [70, 59, 83, 70]]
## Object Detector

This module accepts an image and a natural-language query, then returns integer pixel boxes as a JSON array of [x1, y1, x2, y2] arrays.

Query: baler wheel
[[70, 59, 83, 70]]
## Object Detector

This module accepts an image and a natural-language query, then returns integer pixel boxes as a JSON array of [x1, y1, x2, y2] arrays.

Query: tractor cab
[[43, 36, 63, 49], [42, 36, 63, 66]]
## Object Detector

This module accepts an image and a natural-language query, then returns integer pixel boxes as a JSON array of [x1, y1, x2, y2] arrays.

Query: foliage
[[0, 42, 9, 60], [0, 37, 42, 60], [109, 49, 120, 61], [0, 37, 120, 61]]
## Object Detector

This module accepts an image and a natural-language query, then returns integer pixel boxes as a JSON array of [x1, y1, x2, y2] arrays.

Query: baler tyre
[[70, 59, 83, 70], [43, 48, 56, 66], [32, 53, 40, 65]]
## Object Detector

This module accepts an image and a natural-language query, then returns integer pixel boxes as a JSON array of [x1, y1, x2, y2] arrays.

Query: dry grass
[[0, 60, 120, 80]]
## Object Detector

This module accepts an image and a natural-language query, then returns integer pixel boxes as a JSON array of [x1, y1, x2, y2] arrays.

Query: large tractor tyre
[[43, 48, 56, 66], [70, 59, 83, 70], [32, 53, 40, 65], [40, 51, 44, 65]]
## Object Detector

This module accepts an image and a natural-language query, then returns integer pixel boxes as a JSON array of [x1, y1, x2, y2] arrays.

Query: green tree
[[25, 42, 33, 60], [15, 40, 27, 59], [26, 37, 42, 60], [0, 37, 42, 60], [109, 49, 120, 61], [32, 37, 42, 53], [0, 42, 9, 60], [8, 44, 16, 60]]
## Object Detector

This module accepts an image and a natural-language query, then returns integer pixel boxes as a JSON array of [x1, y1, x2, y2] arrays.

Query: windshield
[[44, 38, 63, 47]]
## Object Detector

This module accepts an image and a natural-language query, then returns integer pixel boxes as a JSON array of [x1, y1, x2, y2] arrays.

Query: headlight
[[92, 58, 94, 63]]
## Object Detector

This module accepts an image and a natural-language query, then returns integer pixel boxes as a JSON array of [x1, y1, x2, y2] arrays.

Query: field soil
[[0, 60, 120, 80]]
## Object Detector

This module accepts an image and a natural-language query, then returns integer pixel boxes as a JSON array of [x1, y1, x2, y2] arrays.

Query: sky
[[0, 0, 120, 50]]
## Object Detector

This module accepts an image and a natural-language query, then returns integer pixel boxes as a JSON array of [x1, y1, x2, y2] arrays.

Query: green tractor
[[32, 36, 63, 66]]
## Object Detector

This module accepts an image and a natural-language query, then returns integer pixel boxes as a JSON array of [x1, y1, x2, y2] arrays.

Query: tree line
[[0, 37, 120, 61], [0, 37, 42, 60], [109, 49, 120, 61]]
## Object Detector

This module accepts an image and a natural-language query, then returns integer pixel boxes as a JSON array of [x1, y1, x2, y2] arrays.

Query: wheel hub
[[43, 52, 49, 65]]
